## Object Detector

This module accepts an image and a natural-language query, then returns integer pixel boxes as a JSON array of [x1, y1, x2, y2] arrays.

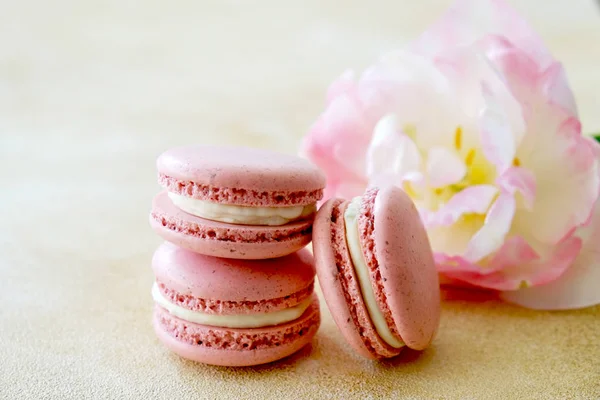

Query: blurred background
[[1, 1, 599, 152]]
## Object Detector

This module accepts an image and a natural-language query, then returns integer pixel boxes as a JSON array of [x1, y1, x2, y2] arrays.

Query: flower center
[[403, 125, 498, 213]]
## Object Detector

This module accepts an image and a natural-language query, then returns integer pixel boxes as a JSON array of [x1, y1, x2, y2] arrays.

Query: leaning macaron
[[313, 186, 440, 359], [150, 145, 325, 259], [152, 242, 320, 366]]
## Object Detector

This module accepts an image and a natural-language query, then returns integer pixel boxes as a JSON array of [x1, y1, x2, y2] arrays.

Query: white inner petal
[[366, 114, 423, 188], [426, 147, 467, 188], [168, 192, 316, 226], [152, 283, 311, 329], [344, 197, 405, 348]]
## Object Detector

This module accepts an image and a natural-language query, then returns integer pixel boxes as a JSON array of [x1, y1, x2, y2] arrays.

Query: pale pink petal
[[464, 194, 516, 262], [301, 93, 374, 201], [487, 234, 582, 292], [486, 236, 539, 272], [479, 89, 517, 174], [441, 234, 580, 291], [515, 116, 600, 244], [411, 0, 553, 67], [326, 70, 357, 104], [485, 44, 577, 133], [333, 140, 368, 179], [358, 51, 461, 150], [425, 185, 498, 227], [360, 51, 444, 119], [435, 38, 525, 145], [502, 247, 598, 309], [366, 114, 421, 184], [505, 236, 581, 288], [435, 253, 476, 273], [438, 236, 538, 277], [501, 159, 600, 309], [302, 95, 367, 162], [426, 147, 466, 188], [320, 182, 340, 204], [479, 40, 540, 118], [503, 251, 599, 308], [484, 43, 577, 132], [476, 36, 537, 137], [496, 167, 536, 209], [362, 51, 450, 93], [538, 62, 578, 117]]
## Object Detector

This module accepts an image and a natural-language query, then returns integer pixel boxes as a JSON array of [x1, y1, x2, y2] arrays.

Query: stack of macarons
[[149, 146, 326, 366], [149, 145, 441, 367]]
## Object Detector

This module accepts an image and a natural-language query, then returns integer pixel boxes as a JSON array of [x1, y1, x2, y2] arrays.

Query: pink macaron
[[313, 186, 440, 359], [150, 145, 325, 259], [151, 242, 320, 366]]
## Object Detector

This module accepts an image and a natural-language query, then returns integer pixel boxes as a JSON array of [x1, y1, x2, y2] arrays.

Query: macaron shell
[[373, 186, 440, 350], [152, 242, 315, 303], [312, 198, 400, 359], [157, 145, 326, 194], [159, 173, 323, 207], [153, 296, 320, 367], [150, 191, 312, 259]]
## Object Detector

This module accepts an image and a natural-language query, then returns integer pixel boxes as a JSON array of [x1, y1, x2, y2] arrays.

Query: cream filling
[[152, 283, 311, 328], [168, 192, 316, 226], [344, 197, 404, 348]]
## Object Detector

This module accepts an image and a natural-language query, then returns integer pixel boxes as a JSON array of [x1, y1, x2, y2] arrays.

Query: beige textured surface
[[1, 1, 600, 399]]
